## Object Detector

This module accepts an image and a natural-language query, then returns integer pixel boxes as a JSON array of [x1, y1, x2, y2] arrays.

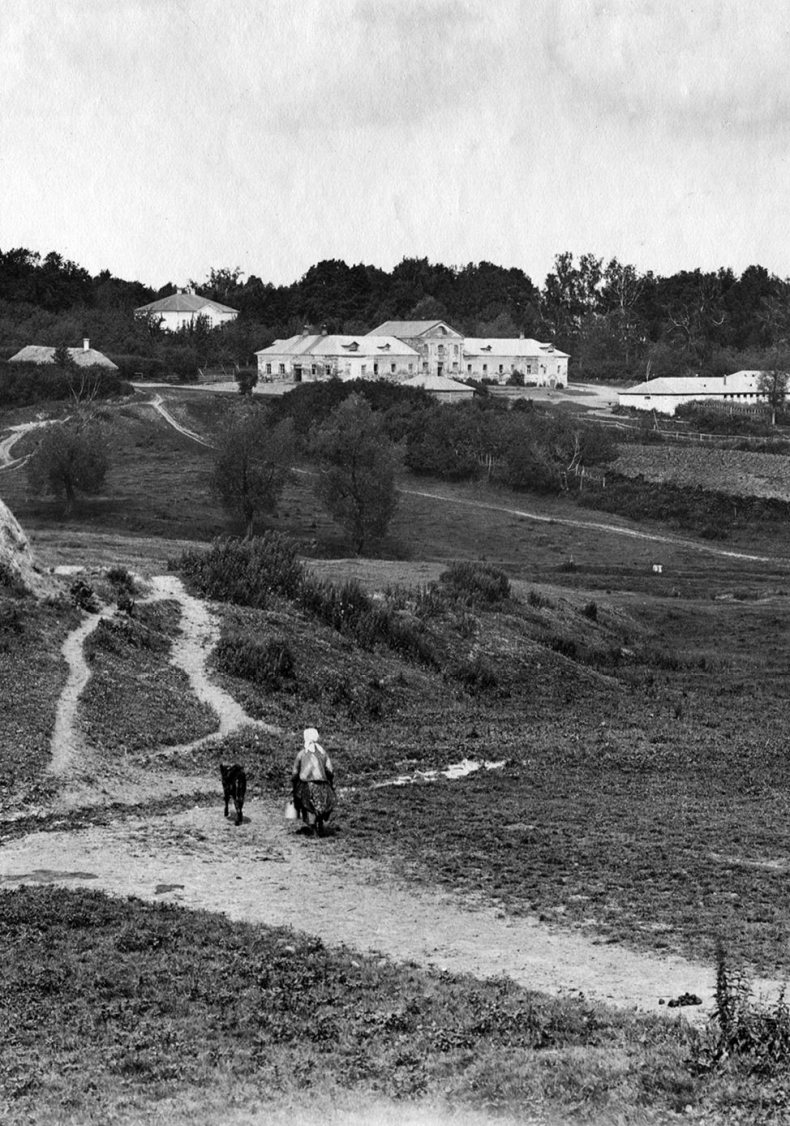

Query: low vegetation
[[80, 598, 218, 754], [0, 885, 745, 1126], [7, 388, 790, 1121]]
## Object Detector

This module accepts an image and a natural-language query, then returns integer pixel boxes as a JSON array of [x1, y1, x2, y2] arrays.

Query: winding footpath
[[1, 571, 786, 1022], [0, 419, 63, 471]]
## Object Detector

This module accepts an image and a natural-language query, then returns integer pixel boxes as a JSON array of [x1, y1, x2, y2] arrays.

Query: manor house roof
[[367, 320, 463, 338], [463, 338, 570, 358], [255, 334, 419, 358]]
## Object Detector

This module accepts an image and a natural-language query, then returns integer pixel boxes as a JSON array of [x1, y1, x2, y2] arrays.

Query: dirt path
[[142, 393, 215, 447], [2, 572, 785, 1022], [5, 799, 778, 1022], [46, 572, 276, 810], [404, 487, 790, 566]]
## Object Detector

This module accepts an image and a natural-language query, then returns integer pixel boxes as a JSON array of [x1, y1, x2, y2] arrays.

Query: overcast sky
[[2, 0, 788, 291]]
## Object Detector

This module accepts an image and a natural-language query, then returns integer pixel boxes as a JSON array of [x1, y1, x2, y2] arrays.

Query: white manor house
[[256, 320, 568, 387]]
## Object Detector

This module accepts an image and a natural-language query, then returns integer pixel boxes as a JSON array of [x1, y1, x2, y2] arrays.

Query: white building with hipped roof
[[618, 371, 772, 416], [255, 332, 420, 383], [135, 288, 238, 331]]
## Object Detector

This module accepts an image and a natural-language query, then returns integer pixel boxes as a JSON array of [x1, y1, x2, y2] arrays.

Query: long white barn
[[619, 371, 770, 416]]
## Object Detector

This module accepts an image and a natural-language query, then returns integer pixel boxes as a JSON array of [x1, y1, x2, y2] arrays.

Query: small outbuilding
[[8, 339, 118, 370]]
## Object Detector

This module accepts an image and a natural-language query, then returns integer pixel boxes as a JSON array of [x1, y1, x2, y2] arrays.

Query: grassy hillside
[[4, 392, 790, 1123]]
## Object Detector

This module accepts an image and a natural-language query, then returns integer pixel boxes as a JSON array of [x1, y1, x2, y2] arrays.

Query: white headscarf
[[303, 727, 323, 755]]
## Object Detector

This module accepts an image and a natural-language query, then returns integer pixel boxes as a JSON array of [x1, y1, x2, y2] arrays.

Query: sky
[[2, 0, 790, 292]]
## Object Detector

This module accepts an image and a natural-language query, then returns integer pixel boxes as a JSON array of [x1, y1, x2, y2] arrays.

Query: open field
[[3, 391, 790, 1122], [613, 444, 790, 501]]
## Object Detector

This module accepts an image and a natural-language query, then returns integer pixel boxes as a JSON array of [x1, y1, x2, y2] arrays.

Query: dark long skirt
[[295, 780, 336, 823]]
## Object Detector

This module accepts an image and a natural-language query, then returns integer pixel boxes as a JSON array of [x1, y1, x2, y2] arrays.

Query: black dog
[[220, 763, 247, 826]]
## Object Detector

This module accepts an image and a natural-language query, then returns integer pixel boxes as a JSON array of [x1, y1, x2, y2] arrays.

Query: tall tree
[[26, 414, 109, 515], [311, 393, 399, 554], [212, 406, 294, 537]]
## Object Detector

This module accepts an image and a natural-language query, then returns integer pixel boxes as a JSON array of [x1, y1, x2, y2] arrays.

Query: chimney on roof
[[83, 338, 90, 352], [321, 324, 327, 335], [302, 325, 310, 336], [519, 332, 524, 339]]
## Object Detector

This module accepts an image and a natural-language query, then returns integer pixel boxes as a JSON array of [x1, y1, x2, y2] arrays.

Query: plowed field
[[612, 445, 790, 499]]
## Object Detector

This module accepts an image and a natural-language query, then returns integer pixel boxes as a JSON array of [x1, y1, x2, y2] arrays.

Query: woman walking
[[292, 727, 336, 836]]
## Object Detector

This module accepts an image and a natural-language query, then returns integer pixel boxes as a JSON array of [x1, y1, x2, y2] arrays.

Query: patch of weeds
[[0, 561, 28, 595], [581, 600, 599, 621], [87, 615, 170, 657], [439, 561, 511, 607], [216, 632, 295, 689], [447, 652, 498, 693], [691, 945, 790, 1078], [69, 578, 99, 613], [171, 533, 304, 608], [0, 598, 26, 647], [105, 565, 136, 594], [527, 589, 554, 610], [547, 635, 578, 661]]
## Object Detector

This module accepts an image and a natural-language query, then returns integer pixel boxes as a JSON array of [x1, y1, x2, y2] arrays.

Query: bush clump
[[447, 652, 498, 692], [106, 565, 135, 594], [439, 561, 511, 607], [527, 589, 553, 610], [215, 632, 294, 688], [172, 534, 304, 609]]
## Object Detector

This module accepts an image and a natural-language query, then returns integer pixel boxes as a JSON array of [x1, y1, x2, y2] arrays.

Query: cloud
[[544, 0, 790, 130], [265, 0, 500, 132]]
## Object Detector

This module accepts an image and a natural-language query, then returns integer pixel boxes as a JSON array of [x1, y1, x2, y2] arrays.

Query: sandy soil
[[3, 569, 786, 1029]]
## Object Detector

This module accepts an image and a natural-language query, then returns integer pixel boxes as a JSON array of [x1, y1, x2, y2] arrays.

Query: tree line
[[2, 246, 790, 382]]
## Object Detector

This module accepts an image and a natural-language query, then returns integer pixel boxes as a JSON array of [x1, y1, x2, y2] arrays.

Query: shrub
[[172, 534, 304, 608], [88, 616, 170, 655], [581, 600, 598, 621], [439, 561, 510, 607], [0, 599, 25, 646], [106, 565, 135, 594], [527, 589, 553, 610], [692, 946, 790, 1076], [548, 636, 578, 660], [0, 561, 28, 596], [448, 652, 498, 692], [216, 632, 294, 687]]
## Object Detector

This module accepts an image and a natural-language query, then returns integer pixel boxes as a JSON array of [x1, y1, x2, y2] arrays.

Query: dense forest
[[1, 246, 789, 383]]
